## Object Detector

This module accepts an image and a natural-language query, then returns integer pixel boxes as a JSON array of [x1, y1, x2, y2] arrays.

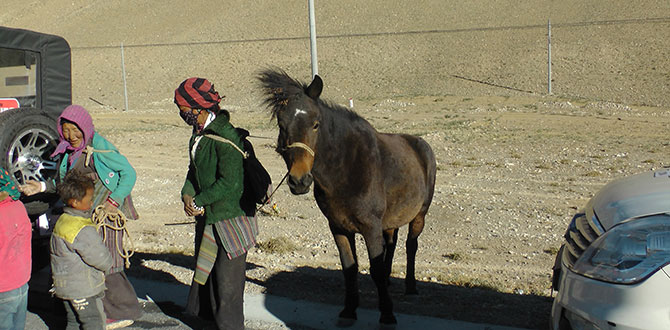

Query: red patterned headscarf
[[174, 77, 222, 110], [0, 167, 20, 200]]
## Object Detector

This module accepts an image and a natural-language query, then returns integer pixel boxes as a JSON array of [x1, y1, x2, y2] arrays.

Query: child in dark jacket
[[51, 170, 113, 330]]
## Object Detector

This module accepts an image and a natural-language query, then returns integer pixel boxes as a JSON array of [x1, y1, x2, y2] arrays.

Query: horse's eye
[[313, 121, 320, 130]]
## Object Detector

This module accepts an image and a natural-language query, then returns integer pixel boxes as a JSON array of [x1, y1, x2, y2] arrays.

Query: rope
[[84, 146, 114, 167], [248, 135, 274, 140], [164, 172, 289, 226], [285, 142, 315, 157], [256, 172, 289, 214], [92, 205, 135, 268], [266, 172, 289, 203], [203, 134, 249, 159], [204, 133, 288, 214]]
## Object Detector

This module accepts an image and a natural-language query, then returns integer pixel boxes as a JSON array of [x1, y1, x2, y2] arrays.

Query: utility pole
[[308, 0, 319, 78]]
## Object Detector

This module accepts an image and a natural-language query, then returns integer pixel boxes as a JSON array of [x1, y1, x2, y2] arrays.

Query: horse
[[258, 68, 436, 325]]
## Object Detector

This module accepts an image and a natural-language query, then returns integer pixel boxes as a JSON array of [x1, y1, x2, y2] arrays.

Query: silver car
[[551, 169, 670, 330]]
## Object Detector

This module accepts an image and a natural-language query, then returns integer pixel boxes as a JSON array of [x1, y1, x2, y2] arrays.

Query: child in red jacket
[[0, 167, 32, 330]]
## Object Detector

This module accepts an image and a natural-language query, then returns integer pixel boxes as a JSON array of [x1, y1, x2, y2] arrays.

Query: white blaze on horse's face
[[294, 108, 308, 117]]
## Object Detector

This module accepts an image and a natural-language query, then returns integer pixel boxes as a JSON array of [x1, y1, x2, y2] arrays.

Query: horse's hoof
[[338, 309, 357, 320], [336, 316, 357, 327], [378, 322, 398, 330], [379, 313, 397, 325], [337, 309, 357, 327]]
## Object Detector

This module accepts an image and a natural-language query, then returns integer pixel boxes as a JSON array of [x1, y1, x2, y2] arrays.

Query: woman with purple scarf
[[21, 104, 141, 329]]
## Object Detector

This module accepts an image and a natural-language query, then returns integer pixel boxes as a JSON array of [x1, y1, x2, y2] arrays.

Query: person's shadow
[[27, 270, 67, 329], [126, 250, 552, 329], [124, 251, 207, 329], [28, 236, 67, 329], [27, 251, 206, 329], [30, 250, 553, 329]]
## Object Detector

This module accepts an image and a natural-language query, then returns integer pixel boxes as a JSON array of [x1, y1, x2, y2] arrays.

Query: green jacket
[[181, 113, 245, 225], [58, 133, 136, 205]]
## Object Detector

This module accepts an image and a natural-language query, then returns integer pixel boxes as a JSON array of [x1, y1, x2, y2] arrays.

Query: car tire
[[0, 108, 60, 215]]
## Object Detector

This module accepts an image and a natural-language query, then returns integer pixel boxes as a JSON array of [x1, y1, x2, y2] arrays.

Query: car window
[[0, 47, 37, 111]]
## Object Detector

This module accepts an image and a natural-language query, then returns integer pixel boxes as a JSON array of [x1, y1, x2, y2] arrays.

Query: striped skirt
[[194, 215, 258, 285]]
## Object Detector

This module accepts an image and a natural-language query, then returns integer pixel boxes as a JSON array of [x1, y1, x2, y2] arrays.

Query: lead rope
[[257, 143, 314, 214], [257, 172, 289, 214], [92, 205, 135, 268], [204, 134, 293, 215]]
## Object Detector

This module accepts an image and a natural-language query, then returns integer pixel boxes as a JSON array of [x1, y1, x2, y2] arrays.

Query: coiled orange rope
[[92, 205, 135, 268]]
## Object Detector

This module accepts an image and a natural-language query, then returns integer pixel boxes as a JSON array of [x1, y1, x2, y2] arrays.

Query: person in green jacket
[[175, 77, 258, 330], [21, 105, 141, 329]]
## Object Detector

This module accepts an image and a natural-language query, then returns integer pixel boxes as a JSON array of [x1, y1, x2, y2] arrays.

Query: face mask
[[179, 109, 201, 127]]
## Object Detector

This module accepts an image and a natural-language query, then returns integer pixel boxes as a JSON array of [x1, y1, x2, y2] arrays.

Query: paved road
[[27, 276, 529, 330]]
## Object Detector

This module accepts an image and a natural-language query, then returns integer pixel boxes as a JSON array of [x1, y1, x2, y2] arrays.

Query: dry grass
[[257, 237, 300, 254]]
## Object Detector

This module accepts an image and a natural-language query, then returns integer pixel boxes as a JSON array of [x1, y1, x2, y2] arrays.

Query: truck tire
[[0, 108, 60, 215]]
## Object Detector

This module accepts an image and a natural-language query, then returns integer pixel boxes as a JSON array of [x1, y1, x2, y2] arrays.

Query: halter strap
[[286, 142, 315, 157]]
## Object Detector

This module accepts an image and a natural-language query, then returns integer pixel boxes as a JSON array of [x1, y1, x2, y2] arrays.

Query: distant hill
[[2, 0, 669, 109]]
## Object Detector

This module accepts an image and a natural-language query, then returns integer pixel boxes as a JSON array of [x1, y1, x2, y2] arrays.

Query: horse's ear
[[306, 75, 323, 100]]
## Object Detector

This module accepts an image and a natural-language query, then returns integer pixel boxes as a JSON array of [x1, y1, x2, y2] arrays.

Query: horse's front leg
[[331, 229, 359, 323], [363, 229, 397, 325]]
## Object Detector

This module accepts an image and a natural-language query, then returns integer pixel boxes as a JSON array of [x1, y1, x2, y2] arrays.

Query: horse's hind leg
[[406, 213, 425, 294], [383, 228, 399, 286], [332, 231, 359, 323]]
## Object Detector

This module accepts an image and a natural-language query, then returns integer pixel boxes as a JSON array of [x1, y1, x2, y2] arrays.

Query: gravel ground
[[103, 96, 670, 329]]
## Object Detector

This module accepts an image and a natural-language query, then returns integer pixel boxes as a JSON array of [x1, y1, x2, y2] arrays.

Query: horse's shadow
[[252, 265, 552, 330], [125, 251, 550, 330], [28, 251, 552, 329]]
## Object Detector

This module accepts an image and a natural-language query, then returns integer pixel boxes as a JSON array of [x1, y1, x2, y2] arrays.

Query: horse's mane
[[258, 68, 306, 119], [258, 68, 363, 123]]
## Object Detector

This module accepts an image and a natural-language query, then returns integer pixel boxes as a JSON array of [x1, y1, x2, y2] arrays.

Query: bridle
[[258, 141, 315, 213], [285, 142, 315, 157]]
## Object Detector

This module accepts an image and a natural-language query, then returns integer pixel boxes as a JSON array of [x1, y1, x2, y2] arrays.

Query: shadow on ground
[[129, 251, 552, 330], [31, 251, 550, 330], [250, 264, 551, 330]]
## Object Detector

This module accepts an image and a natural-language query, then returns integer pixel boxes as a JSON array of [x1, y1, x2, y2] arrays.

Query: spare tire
[[0, 107, 60, 215]]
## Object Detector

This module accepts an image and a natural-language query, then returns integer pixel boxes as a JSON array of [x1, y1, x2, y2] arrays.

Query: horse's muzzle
[[288, 173, 313, 195]]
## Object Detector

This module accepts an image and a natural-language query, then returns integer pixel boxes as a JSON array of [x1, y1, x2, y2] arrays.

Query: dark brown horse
[[259, 68, 436, 326]]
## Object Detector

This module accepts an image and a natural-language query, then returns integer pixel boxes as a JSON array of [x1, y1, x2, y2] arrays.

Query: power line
[[71, 16, 670, 51]]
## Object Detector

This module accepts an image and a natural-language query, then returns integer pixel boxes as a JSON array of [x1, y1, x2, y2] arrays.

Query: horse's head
[[259, 69, 323, 195]]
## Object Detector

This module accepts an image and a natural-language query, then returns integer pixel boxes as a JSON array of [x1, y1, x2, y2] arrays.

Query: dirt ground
[[87, 96, 670, 330], [4, 1, 670, 329]]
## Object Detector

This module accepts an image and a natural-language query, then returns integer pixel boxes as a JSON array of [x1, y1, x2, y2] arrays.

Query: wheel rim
[[7, 128, 58, 184]]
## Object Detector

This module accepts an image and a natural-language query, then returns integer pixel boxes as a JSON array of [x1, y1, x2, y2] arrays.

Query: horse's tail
[[417, 137, 437, 212], [404, 135, 436, 213]]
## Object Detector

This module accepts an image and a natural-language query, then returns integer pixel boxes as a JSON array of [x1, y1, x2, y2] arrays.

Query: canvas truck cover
[[0, 26, 71, 117]]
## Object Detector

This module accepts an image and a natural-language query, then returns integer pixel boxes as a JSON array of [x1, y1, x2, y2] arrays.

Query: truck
[[0, 25, 72, 271]]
